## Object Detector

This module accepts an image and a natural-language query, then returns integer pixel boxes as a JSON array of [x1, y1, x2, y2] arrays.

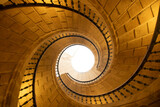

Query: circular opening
[[63, 45, 95, 72]]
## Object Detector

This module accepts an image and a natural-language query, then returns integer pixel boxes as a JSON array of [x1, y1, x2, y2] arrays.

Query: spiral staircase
[[0, 0, 160, 107]]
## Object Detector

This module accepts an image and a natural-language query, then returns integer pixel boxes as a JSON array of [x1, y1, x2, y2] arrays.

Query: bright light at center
[[65, 45, 95, 72]]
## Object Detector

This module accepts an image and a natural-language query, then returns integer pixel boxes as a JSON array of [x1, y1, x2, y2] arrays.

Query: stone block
[[5, 8, 20, 17], [116, 25, 126, 36], [119, 30, 135, 43], [10, 23, 26, 34], [140, 0, 155, 7], [65, 10, 73, 17], [148, 17, 157, 33], [124, 57, 139, 65], [151, 1, 160, 17], [37, 21, 51, 33], [67, 17, 73, 28], [128, 38, 142, 49], [28, 11, 42, 23], [138, 7, 153, 24], [24, 21, 39, 32], [119, 49, 134, 57], [34, 7, 47, 15], [35, 29, 45, 37], [0, 15, 14, 28], [52, 17, 62, 29], [125, 17, 139, 31], [119, 43, 127, 51], [22, 30, 39, 41], [41, 14, 53, 24], [117, 0, 132, 14], [50, 100, 58, 107], [128, 0, 143, 17], [9, 32, 25, 45], [110, 8, 119, 22], [13, 12, 30, 24], [46, 8, 58, 18], [48, 24, 56, 31], [56, 94, 63, 103], [135, 23, 148, 38], [142, 34, 152, 46], [104, 0, 120, 14], [114, 12, 130, 29], [57, 11, 67, 22], [98, 0, 107, 7], [0, 26, 11, 39], [21, 7, 34, 14], [61, 22, 68, 28], [134, 46, 148, 56]]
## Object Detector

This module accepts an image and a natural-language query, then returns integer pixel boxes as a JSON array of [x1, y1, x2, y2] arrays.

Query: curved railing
[[2, 0, 159, 106], [51, 7, 160, 104], [55, 7, 160, 104], [66, 73, 102, 84], [20, 12, 160, 105], [0, 0, 113, 85], [0, 1, 114, 106], [17, 33, 112, 107]]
